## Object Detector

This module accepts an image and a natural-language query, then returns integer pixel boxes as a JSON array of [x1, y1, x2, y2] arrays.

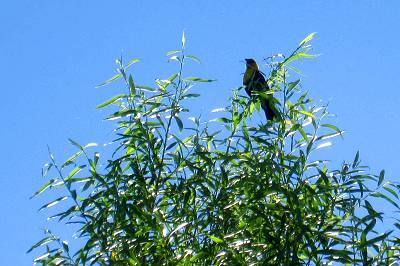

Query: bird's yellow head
[[245, 58, 259, 70]]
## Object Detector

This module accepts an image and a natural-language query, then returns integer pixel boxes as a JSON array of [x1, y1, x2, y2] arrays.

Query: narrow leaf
[[124, 58, 140, 69], [181, 31, 186, 48], [174, 116, 183, 131], [184, 77, 216, 82], [209, 235, 224, 244], [30, 178, 60, 199], [378, 170, 385, 186], [298, 127, 309, 142], [96, 73, 121, 87], [299, 32, 317, 47], [353, 151, 360, 168], [39, 196, 68, 211], [371, 192, 399, 208], [27, 237, 55, 253], [166, 50, 181, 56], [169, 222, 189, 237], [96, 94, 128, 109], [296, 109, 316, 119], [186, 55, 201, 63], [315, 142, 332, 150]]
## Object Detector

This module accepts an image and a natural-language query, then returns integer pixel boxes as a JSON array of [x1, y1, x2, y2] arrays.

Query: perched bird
[[243, 58, 277, 121]]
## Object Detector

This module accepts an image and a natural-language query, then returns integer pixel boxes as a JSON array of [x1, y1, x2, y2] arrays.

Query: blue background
[[1, 1, 399, 264]]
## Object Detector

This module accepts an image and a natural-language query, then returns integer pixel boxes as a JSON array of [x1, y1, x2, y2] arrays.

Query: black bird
[[243, 58, 277, 121]]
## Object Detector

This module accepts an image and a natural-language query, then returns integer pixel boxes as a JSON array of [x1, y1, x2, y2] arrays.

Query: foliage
[[29, 33, 400, 265]]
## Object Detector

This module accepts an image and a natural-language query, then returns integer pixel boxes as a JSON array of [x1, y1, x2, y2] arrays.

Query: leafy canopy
[[29, 33, 400, 265]]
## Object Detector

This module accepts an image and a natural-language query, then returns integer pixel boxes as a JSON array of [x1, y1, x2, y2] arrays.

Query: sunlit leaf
[[166, 50, 181, 56], [124, 58, 140, 69], [186, 55, 201, 63], [297, 127, 309, 142], [27, 237, 55, 253], [169, 222, 189, 238], [288, 79, 300, 92], [296, 109, 316, 119], [211, 108, 225, 113], [30, 178, 60, 199], [383, 183, 399, 199], [96, 73, 121, 87], [96, 94, 128, 109], [209, 235, 224, 244], [371, 192, 399, 208], [181, 31, 186, 48], [39, 196, 68, 211], [184, 77, 216, 82], [315, 142, 332, 150], [299, 32, 317, 47]]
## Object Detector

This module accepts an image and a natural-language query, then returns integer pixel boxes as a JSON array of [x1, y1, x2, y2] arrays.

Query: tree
[[29, 33, 400, 265]]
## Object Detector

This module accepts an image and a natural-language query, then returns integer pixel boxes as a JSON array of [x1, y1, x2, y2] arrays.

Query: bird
[[243, 58, 278, 121]]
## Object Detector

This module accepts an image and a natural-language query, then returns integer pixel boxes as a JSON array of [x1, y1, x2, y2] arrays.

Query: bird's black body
[[243, 59, 277, 121]]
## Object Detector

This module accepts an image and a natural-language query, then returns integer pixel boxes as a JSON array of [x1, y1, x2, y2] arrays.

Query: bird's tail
[[261, 100, 278, 121]]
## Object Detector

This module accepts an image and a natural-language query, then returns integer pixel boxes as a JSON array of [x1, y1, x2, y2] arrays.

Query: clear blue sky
[[2, 1, 400, 264]]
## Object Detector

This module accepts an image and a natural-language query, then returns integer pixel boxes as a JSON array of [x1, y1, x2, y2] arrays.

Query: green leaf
[[84, 143, 97, 149], [41, 163, 53, 177], [174, 116, 183, 131], [30, 178, 60, 199], [124, 58, 140, 69], [168, 73, 178, 82], [136, 85, 157, 92], [68, 139, 83, 150], [62, 241, 69, 252], [169, 222, 189, 238], [316, 132, 342, 141], [184, 77, 216, 82], [215, 117, 232, 124], [33, 252, 51, 262], [321, 123, 343, 135], [181, 93, 200, 100], [39, 196, 68, 211], [353, 151, 360, 168], [360, 231, 367, 247], [317, 249, 351, 256], [315, 142, 331, 150], [166, 141, 177, 151], [296, 109, 316, 119], [70, 190, 77, 200], [383, 183, 399, 199], [364, 219, 376, 234], [96, 73, 121, 87], [209, 235, 224, 244], [299, 32, 317, 47], [371, 192, 399, 208], [365, 232, 391, 246], [181, 31, 186, 48], [166, 50, 181, 56], [288, 79, 300, 92], [129, 75, 136, 95], [65, 165, 86, 182], [62, 150, 82, 167], [284, 50, 318, 65], [378, 170, 385, 186], [96, 94, 128, 109], [27, 237, 55, 253], [186, 55, 201, 63], [297, 127, 309, 142]]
